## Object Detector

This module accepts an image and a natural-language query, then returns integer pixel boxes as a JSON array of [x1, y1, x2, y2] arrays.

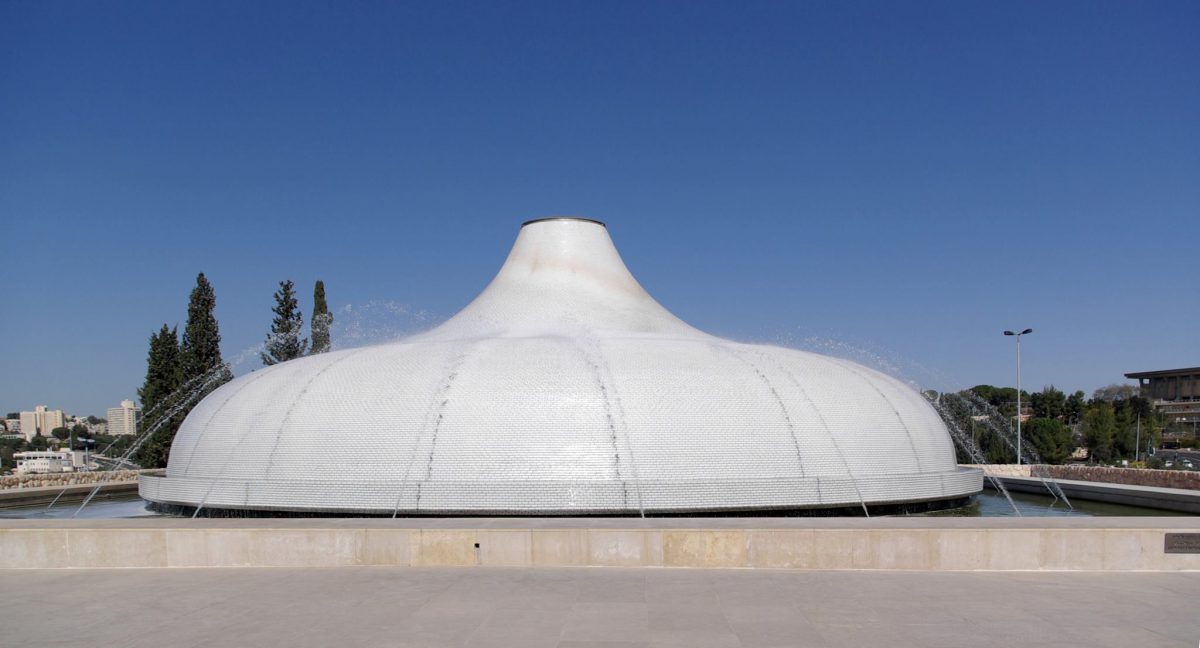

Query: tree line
[[260, 279, 332, 364], [133, 276, 333, 467], [938, 383, 1164, 466]]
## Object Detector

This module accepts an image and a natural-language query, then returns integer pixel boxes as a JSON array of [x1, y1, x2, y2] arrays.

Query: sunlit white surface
[[142, 218, 981, 514]]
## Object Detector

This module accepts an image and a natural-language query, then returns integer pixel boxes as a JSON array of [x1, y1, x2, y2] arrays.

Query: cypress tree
[[310, 280, 332, 354], [262, 279, 308, 365], [182, 273, 231, 382], [135, 325, 183, 467]]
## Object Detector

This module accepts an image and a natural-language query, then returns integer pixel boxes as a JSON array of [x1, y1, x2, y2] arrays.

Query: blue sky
[[2, 1, 1197, 416]]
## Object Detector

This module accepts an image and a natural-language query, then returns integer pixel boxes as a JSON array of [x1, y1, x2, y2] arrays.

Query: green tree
[[51, 426, 70, 441], [68, 423, 89, 450], [138, 274, 232, 468], [182, 273, 231, 384], [970, 385, 1021, 418], [1113, 399, 1136, 458], [1128, 396, 1158, 456], [97, 434, 135, 457], [0, 442, 17, 470], [310, 280, 332, 354], [1030, 386, 1066, 420], [1083, 402, 1117, 462], [1138, 411, 1163, 457], [135, 325, 183, 467], [1065, 390, 1086, 424], [983, 428, 1017, 464], [1024, 417, 1073, 464], [1092, 384, 1136, 402], [138, 325, 183, 416], [262, 279, 308, 365]]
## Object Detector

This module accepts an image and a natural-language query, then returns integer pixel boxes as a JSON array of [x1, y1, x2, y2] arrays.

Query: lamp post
[[1003, 328, 1033, 465]]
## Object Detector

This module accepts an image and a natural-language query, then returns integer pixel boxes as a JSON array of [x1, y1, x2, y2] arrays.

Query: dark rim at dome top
[[521, 216, 607, 228]]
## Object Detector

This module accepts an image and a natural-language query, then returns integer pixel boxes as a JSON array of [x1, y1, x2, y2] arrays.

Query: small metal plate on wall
[[1164, 533, 1200, 554]]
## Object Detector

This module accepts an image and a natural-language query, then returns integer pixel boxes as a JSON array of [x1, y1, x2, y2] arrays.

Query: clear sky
[[2, 1, 1197, 416]]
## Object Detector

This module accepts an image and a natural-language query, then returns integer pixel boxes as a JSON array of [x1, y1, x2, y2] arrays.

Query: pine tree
[[1084, 402, 1117, 462], [137, 273, 232, 468], [138, 325, 182, 414], [135, 325, 182, 467], [310, 280, 332, 354], [262, 279, 308, 365]]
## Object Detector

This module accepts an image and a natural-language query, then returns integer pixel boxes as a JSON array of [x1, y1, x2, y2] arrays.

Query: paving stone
[[0, 566, 1195, 648]]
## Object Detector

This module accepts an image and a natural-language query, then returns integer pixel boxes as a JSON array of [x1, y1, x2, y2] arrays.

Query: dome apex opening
[[521, 216, 607, 228]]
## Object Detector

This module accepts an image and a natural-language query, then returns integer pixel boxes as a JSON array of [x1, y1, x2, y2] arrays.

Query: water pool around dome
[[141, 218, 983, 515]]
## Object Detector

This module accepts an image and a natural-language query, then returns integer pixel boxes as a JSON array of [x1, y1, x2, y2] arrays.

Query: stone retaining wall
[[1046, 465, 1200, 491], [0, 469, 164, 491], [971, 464, 1033, 477], [971, 464, 1200, 491]]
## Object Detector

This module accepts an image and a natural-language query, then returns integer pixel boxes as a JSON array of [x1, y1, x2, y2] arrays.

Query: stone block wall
[[971, 464, 1200, 491], [0, 469, 164, 490], [1044, 465, 1200, 491]]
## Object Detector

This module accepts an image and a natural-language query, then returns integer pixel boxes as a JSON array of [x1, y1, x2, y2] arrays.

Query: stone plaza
[[2, 565, 1197, 647]]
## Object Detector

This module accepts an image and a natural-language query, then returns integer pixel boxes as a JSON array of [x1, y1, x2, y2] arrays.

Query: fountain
[[139, 217, 982, 516]]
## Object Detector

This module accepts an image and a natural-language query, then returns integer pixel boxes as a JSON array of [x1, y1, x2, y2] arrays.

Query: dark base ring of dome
[[147, 495, 972, 518]]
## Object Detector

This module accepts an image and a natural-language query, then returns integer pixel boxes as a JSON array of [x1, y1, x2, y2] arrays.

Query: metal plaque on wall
[[1164, 533, 1200, 554]]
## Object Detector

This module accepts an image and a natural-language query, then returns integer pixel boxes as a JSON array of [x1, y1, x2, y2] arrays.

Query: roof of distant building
[[1125, 367, 1200, 379]]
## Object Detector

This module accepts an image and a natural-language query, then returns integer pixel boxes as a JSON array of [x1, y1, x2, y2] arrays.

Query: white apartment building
[[19, 406, 65, 442], [14, 450, 73, 474], [107, 400, 141, 436]]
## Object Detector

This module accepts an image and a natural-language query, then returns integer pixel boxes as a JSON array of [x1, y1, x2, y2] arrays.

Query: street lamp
[[1003, 328, 1033, 465]]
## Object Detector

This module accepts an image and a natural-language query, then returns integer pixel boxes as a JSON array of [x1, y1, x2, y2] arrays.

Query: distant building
[[0, 420, 22, 441], [0, 418, 20, 441], [18, 406, 65, 442], [14, 450, 74, 474], [107, 400, 141, 436], [1125, 367, 1200, 425]]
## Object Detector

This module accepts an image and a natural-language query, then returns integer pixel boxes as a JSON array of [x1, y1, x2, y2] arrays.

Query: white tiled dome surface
[[142, 218, 981, 514]]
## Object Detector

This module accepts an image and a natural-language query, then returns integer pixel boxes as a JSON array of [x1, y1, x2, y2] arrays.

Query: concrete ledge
[[988, 475, 1200, 514], [1, 517, 1198, 571]]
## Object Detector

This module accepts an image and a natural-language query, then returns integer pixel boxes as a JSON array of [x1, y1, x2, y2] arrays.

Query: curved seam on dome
[[402, 345, 473, 513], [260, 348, 376, 481], [828, 358, 924, 472], [570, 335, 644, 514], [712, 344, 807, 479], [177, 368, 276, 477], [753, 350, 871, 513], [571, 339, 628, 506]]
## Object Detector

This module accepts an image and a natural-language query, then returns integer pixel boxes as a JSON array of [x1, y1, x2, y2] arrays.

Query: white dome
[[141, 218, 981, 514]]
